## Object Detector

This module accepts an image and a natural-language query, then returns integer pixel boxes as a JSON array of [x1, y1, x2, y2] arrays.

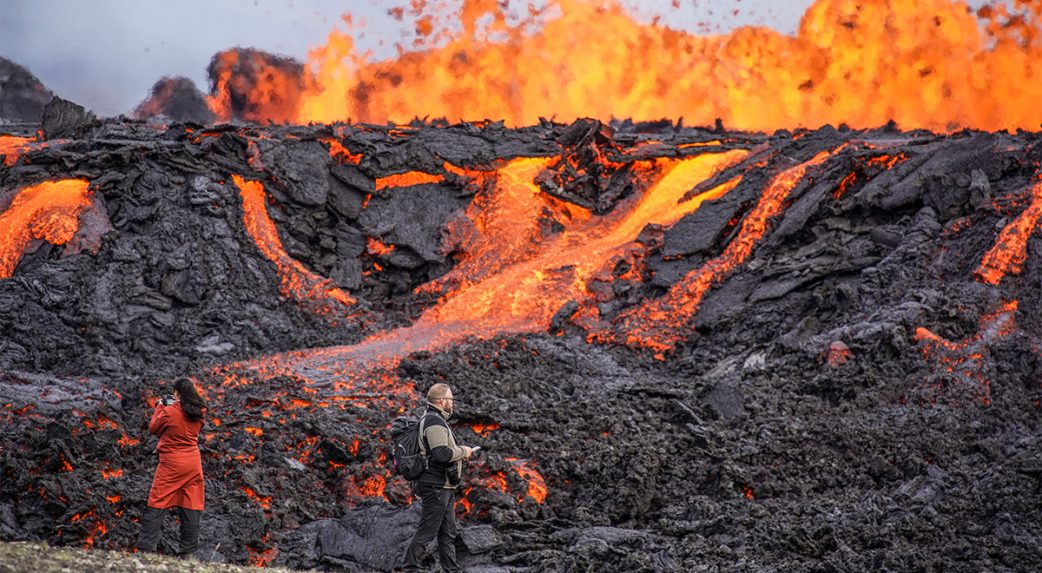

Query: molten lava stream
[[621, 149, 838, 354], [0, 135, 37, 167], [236, 150, 748, 376], [975, 180, 1042, 285], [375, 171, 445, 190], [0, 179, 92, 278], [232, 174, 356, 309]]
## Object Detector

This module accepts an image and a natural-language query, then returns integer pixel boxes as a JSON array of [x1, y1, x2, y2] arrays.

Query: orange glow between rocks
[[117, 433, 141, 448], [319, 137, 363, 164], [240, 485, 272, 509], [470, 423, 500, 436], [247, 545, 278, 568], [367, 237, 395, 256], [0, 179, 92, 279], [358, 474, 387, 497], [914, 300, 1018, 404], [100, 467, 124, 480], [976, 180, 1042, 285], [213, 0, 1039, 132], [232, 174, 357, 309], [506, 458, 548, 503]]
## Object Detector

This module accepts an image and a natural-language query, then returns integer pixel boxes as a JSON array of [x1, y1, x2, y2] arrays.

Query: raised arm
[[148, 403, 170, 435]]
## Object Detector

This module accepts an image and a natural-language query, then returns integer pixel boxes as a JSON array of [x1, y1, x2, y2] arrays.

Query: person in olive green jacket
[[401, 383, 478, 573]]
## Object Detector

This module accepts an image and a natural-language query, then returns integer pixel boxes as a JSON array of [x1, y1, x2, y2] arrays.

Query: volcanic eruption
[[1, 0, 1041, 571]]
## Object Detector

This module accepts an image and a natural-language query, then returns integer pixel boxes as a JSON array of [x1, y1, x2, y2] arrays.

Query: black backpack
[[390, 412, 428, 480]]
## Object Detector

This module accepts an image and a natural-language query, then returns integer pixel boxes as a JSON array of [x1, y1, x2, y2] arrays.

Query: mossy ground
[[0, 541, 297, 573]]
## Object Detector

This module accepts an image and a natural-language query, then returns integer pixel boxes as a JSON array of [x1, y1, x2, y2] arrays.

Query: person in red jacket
[[135, 377, 207, 557]]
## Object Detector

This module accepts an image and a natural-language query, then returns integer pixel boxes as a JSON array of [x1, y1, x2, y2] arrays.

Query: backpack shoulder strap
[[418, 410, 429, 456]]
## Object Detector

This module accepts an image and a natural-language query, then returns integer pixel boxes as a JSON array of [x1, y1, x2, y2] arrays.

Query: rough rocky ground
[[1, 106, 1040, 571]]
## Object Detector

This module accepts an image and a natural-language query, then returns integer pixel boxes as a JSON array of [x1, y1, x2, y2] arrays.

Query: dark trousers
[[136, 505, 201, 557], [402, 485, 460, 572]]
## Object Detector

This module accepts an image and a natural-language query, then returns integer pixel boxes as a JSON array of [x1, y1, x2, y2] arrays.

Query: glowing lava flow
[[232, 174, 356, 309], [215, 0, 1040, 132], [375, 171, 445, 191], [975, 180, 1042, 285], [620, 149, 837, 354], [0, 135, 37, 167], [390, 150, 749, 348], [914, 300, 1018, 405], [0, 179, 92, 278]]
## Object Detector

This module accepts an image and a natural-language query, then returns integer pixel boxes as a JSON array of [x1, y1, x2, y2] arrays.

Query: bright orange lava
[[232, 174, 357, 309], [507, 458, 548, 503], [319, 137, 363, 164], [375, 171, 445, 191], [0, 179, 92, 279], [976, 180, 1042, 285], [0, 135, 37, 166], [621, 149, 837, 354], [212, 0, 1039, 132], [402, 150, 748, 343]]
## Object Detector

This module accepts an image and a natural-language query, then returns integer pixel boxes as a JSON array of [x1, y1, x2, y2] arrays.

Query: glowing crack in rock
[[0, 179, 92, 279], [914, 300, 1019, 405]]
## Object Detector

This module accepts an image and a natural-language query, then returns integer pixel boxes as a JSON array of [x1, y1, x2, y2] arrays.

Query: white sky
[[0, 0, 988, 117]]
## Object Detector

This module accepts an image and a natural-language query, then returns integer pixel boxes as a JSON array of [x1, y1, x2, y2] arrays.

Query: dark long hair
[[174, 377, 205, 422]]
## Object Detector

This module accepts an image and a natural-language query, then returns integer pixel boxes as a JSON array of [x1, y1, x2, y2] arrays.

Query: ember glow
[[209, 0, 1040, 132], [319, 137, 363, 164], [506, 458, 548, 504], [240, 485, 273, 510], [914, 300, 1019, 404], [232, 174, 357, 310], [0, 179, 92, 278]]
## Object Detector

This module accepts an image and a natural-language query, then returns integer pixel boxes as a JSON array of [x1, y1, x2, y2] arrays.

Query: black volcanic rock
[[40, 96, 95, 139], [0, 57, 53, 123]]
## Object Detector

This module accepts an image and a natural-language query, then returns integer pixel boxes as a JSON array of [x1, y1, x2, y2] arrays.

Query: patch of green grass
[[0, 541, 299, 573]]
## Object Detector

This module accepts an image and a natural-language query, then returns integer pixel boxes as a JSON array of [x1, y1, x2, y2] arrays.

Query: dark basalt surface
[[1, 116, 1040, 572]]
